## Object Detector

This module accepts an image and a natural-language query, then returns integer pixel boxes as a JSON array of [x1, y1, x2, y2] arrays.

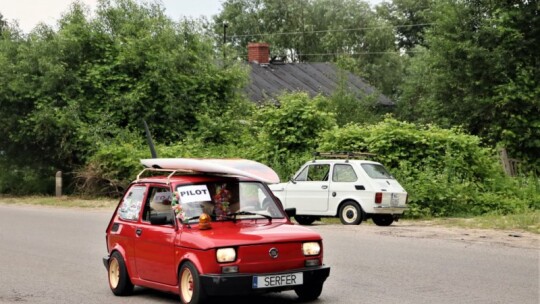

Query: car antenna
[[143, 119, 158, 159]]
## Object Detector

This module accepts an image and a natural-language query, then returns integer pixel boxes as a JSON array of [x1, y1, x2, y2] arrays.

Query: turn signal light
[[305, 259, 320, 267], [222, 266, 238, 273], [199, 213, 211, 230]]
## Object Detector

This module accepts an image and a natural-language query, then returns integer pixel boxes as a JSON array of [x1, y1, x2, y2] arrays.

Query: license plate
[[252, 272, 303, 289], [391, 193, 399, 206]]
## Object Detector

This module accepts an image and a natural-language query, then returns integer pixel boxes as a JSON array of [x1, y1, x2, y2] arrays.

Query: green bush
[[255, 92, 336, 158], [395, 161, 534, 217], [74, 141, 148, 196], [73, 108, 538, 219], [0, 162, 55, 195], [319, 117, 499, 180], [319, 117, 533, 217]]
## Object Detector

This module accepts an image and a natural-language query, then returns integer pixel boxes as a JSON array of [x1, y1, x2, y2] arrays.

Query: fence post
[[55, 171, 62, 197], [499, 148, 516, 176]]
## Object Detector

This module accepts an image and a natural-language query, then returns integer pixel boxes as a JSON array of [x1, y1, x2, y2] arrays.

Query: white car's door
[[285, 163, 330, 213]]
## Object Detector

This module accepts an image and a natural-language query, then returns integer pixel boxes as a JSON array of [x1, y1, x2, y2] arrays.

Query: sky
[[1, 0, 384, 34], [0, 0, 225, 33]]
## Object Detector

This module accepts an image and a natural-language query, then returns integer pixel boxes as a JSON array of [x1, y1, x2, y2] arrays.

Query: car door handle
[[135, 228, 142, 236], [321, 185, 328, 189]]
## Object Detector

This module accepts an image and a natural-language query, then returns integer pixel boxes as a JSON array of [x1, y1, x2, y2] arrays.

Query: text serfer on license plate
[[252, 272, 303, 289]]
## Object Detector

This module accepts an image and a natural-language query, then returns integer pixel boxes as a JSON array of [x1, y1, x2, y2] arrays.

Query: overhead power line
[[297, 50, 426, 56], [230, 23, 435, 39]]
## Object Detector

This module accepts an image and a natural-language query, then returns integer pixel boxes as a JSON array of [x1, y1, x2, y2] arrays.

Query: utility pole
[[223, 21, 229, 62]]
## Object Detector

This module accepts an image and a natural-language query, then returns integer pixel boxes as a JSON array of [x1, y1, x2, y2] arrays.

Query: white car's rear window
[[361, 164, 394, 179], [332, 164, 358, 182]]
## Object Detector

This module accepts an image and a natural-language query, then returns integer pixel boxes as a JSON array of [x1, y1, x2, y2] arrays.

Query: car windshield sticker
[[118, 186, 145, 220], [178, 185, 211, 203]]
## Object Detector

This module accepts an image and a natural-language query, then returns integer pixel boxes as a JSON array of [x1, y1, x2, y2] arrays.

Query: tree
[[256, 92, 336, 154], [0, 12, 6, 33], [0, 0, 249, 194], [376, 0, 435, 51], [214, 0, 402, 96], [396, 0, 540, 170]]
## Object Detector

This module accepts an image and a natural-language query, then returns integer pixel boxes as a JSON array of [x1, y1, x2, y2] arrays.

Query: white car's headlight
[[302, 242, 321, 256], [216, 248, 236, 263]]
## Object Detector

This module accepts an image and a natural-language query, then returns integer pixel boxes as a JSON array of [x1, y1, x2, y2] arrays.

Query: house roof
[[246, 62, 394, 106]]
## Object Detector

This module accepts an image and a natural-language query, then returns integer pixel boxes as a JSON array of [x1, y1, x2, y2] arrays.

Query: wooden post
[[499, 148, 515, 176], [55, 171, 62, 197]]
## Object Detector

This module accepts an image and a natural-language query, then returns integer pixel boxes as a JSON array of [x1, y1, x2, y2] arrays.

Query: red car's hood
[[178, 221, 321, 250]]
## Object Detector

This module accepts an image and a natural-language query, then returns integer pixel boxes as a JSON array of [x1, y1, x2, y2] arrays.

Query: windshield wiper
[[227, 211, 272, 223]]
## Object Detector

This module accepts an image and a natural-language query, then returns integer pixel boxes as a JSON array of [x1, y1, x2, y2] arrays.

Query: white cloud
[[1, 0, 98, 32], [1, 0, 384, 34]]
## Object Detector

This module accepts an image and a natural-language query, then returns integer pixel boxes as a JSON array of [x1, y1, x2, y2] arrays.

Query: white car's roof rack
[[312, 151, 377, 162]]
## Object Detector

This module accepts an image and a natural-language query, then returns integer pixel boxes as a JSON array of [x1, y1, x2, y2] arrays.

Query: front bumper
[[102, 256, 109, 270], [200, 265, 330, 296]]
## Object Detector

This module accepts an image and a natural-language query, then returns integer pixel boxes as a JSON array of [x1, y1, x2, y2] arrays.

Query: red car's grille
[[236, 242, 307, 273]]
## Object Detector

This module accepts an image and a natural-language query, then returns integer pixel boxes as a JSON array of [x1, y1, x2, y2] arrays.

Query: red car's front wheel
[[179, 262, 207, 304]]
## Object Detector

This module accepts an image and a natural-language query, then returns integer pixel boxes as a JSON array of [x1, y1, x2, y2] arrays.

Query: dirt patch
[[314, 220, 539, 249], [376, 221, 539, 249]]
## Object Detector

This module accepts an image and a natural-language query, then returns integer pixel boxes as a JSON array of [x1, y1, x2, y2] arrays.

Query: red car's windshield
[[175, 181, 284, 222]]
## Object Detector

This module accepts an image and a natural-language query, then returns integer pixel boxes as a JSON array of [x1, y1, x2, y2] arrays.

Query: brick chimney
[[248, 42, 269, 64]]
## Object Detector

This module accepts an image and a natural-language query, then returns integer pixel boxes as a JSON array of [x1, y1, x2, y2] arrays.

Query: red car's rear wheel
[[108, 252, 134, 296]]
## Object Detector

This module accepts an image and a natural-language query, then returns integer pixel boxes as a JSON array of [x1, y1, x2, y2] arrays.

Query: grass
[[1, 196, 538, 234], [319, 211, 540, 234], [426, 211, 540, 234], [0, 195, 117, 209]]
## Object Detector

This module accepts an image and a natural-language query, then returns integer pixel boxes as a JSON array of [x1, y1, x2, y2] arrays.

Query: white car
[[269, 156, 408, 226]]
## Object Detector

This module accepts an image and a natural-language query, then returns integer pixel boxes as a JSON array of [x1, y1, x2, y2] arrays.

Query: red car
[[103, 167, 330, 304]]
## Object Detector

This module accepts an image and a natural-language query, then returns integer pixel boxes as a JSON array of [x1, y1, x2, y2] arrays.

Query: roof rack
[[135, 167, 251, 185], [312, 151, 377, 162], [136, 168, 195, 184]]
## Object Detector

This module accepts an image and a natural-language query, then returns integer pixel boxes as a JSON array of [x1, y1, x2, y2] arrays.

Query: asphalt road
[[0, 204, 538, 304]]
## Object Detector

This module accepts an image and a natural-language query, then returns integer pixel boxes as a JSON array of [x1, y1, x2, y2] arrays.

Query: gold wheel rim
[[109, 258, 120, 288], [180, 268, 194, 303]]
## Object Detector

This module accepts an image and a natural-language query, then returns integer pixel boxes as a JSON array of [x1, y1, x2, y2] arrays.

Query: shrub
[[319, 117, 499, 180], [0, 162, 55, 195], [319, 117, 532, 217], [255, 92, 336, 158], [74, 141, 148, 197]]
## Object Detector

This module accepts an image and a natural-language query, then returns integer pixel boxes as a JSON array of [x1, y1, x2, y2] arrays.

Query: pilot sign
[[177, 185, 211, 203]]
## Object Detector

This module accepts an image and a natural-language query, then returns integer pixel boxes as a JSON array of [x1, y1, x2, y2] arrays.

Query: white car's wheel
[[295, 215, 316, 225], [339, 201, 363, 225], [372, 214, 394, 226]]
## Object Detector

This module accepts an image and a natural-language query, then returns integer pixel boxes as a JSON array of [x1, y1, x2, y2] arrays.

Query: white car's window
[[118, 185, 146, 221], [295, 166, 309, 181], [295, 164, 330, 181], [333, 164, 358, 182], [361, 164, 394, 179]]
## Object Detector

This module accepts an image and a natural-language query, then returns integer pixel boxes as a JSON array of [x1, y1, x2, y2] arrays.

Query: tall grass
[[430, 211, 540, 234]]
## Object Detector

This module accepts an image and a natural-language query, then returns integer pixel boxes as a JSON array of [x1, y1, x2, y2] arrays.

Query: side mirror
[[149, 214, 169, 225], [285, 208, 296, 218]]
